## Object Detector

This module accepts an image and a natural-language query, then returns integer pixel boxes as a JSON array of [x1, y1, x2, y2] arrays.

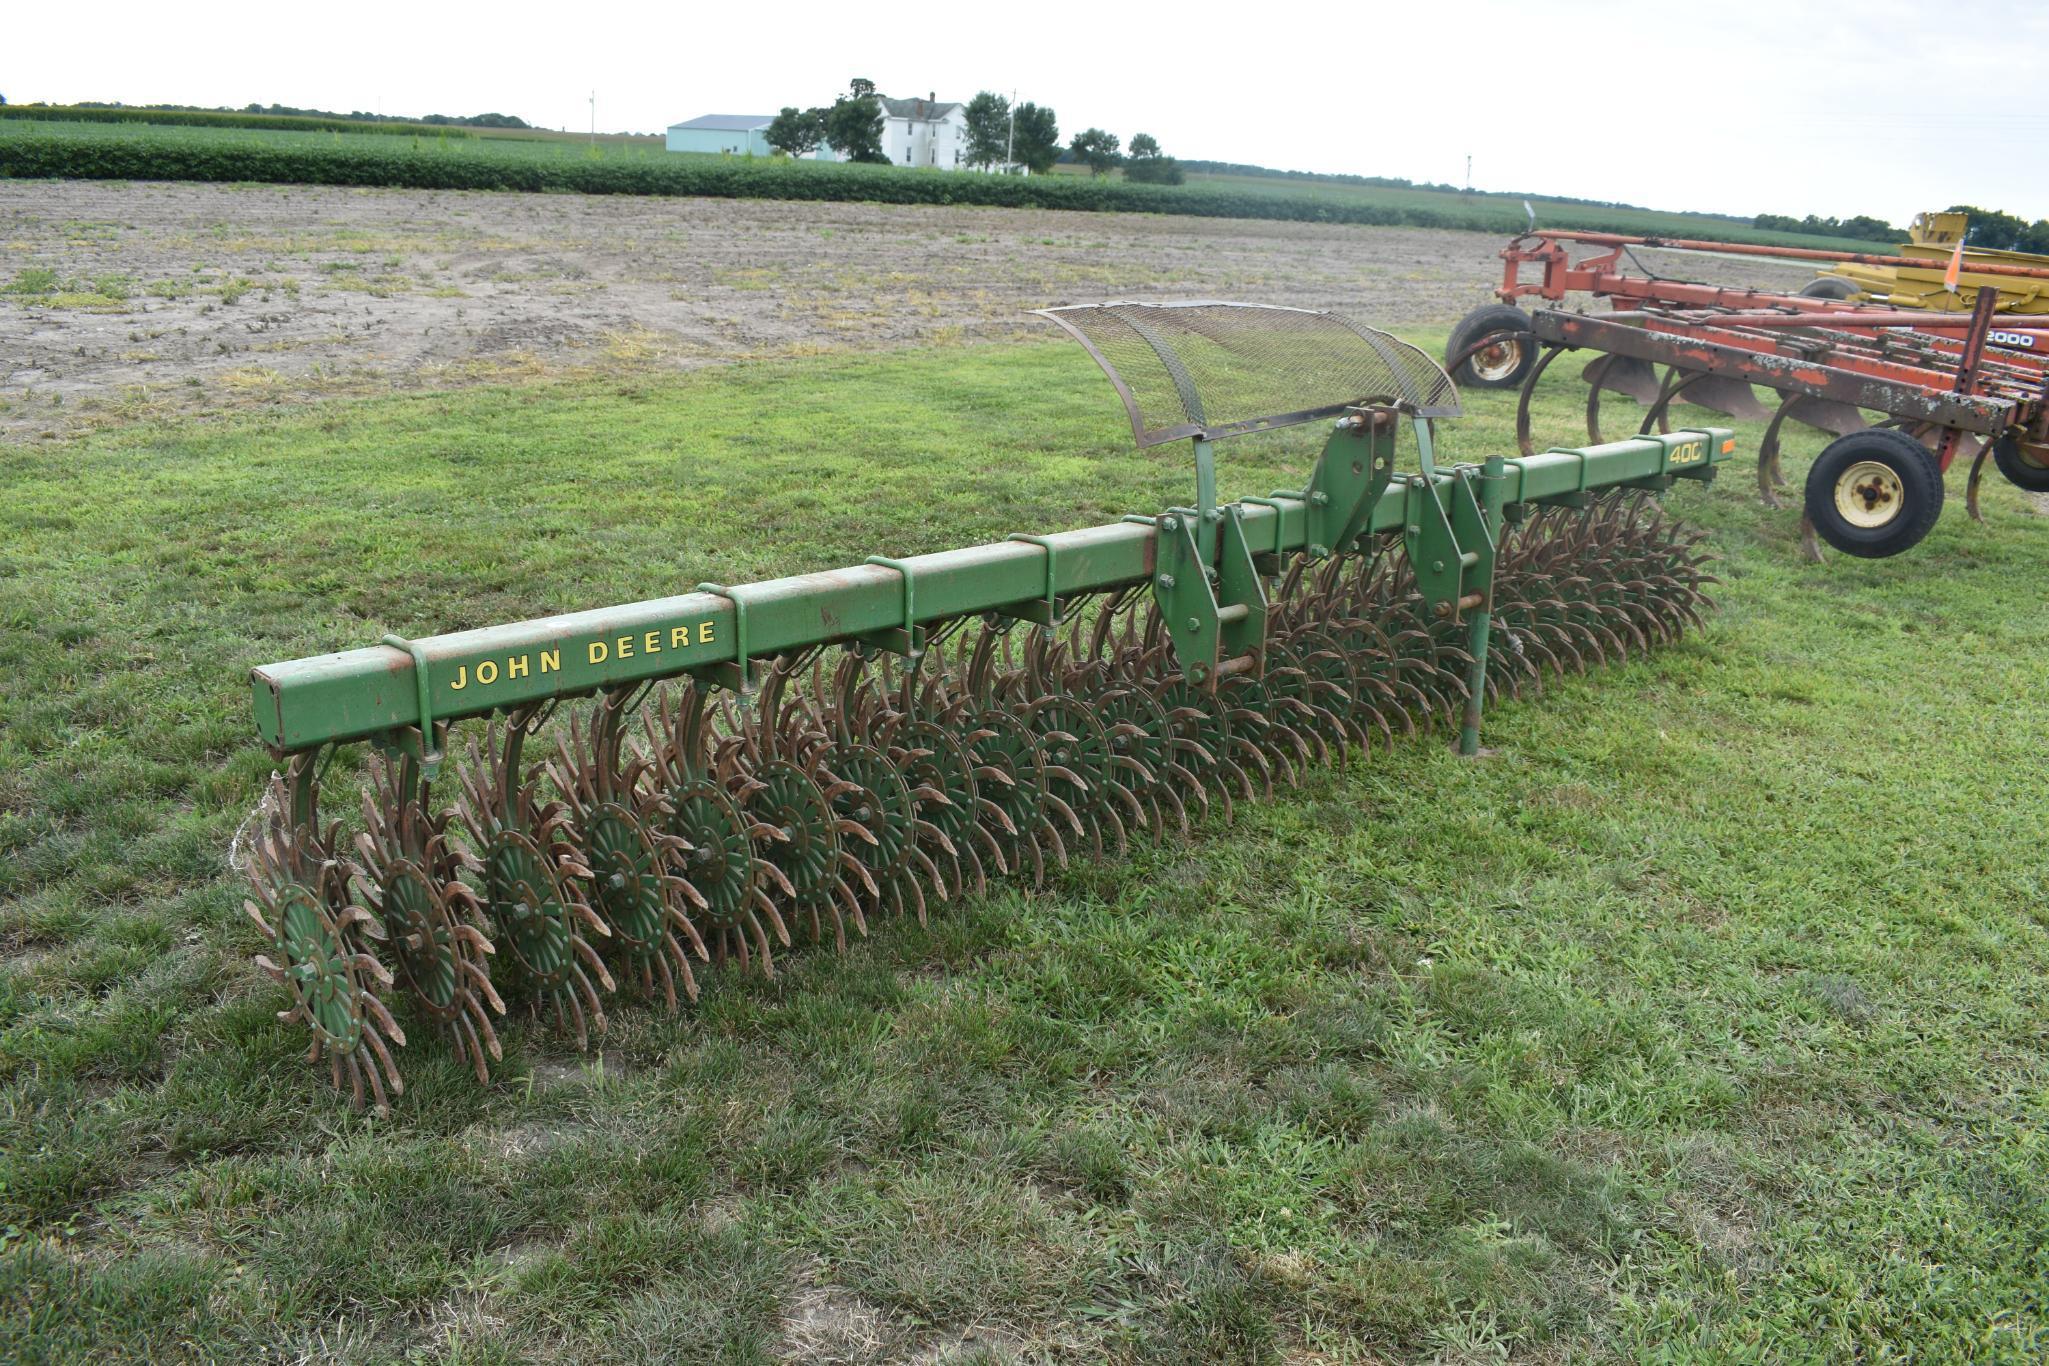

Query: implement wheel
[[1799, 276, 1860, 301], [1804, 429, 1944, 558], [1445, 304, 1537, 389], [1992, 434, 2049, 493]]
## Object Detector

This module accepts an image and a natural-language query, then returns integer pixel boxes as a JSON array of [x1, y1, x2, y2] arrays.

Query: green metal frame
[[252, 426, 1732, 760]]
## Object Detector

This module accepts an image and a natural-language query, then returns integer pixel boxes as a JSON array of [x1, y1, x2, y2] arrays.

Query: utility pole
[[1465, 154, 1472, 192], [1006, 89, 1016, 174], [589, 90, 596, 145]]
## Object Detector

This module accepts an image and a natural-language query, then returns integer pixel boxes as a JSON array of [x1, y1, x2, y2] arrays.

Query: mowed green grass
[[2, 341, 2047, 1361]]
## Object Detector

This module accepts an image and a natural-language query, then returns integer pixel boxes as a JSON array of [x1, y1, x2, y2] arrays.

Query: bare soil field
[[0, 180, 1814, 441]]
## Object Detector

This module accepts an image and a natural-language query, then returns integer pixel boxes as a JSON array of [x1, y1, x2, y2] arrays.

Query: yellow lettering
[[508, 654, 530, 679], [644, 630, 661, 655], [475, 659, 498, 686], [671, 625, 690, 649], [589, 641, 608, 664], [541, 649, 560, 674], [617, 634, 634, 659], [698, 620, 716, 645], [450, 664, 468, 691]]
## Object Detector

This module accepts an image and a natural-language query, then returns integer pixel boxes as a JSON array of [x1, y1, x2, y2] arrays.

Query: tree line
[[65, 101, 530, 128], [1937, 205, 2049, 254], [764, 80, 1178, 181], [1752, 212, 1908, 245], [1752, 205, 2049, 253]]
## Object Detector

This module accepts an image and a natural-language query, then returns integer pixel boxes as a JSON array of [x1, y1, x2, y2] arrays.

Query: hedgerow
[[0, 131, 1546, 231], [0, 106, 472, 138], [0, 125, 1894, 248]]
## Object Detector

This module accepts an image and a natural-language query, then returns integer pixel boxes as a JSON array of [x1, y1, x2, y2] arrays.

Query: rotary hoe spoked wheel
[[895, 715, 990, 894], [646, 680, 791, 974], [727, 664, 877, 953], [552, 695, 710, 1012], [244, 770, 408, 1112], [804, 653, 955, 926], [455, 714, 616, 1050], [1152, 674, 1260, 815], [354, 754, 505, 1083], [246, 489, 1723, 1112]]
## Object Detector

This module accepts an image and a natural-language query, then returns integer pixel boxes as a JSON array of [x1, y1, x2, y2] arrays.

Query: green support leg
[[1459, 455, 1508, 757]]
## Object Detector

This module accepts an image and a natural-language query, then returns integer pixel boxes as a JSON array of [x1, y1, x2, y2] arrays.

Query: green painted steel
[[250, 428, 1731, 754], [1459, 455, 1511, 756]]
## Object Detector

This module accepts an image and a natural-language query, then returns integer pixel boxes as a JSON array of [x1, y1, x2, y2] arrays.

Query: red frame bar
[[1527, 230, 2049, 284], [1495, 232, 2048, 444]]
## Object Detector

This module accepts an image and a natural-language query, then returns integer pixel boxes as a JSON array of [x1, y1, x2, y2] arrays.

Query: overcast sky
[[12, 0, 2047, 224]]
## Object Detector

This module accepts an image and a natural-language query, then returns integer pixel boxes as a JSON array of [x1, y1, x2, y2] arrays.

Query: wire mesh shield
[[1035, 300, 1460, 447]]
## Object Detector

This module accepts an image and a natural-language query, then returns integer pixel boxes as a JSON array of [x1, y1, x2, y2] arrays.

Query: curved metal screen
[[1036, 300, 1461, 447]]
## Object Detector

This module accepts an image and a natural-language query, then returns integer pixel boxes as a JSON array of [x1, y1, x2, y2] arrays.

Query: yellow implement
[[1809, 212, 2049, 313]]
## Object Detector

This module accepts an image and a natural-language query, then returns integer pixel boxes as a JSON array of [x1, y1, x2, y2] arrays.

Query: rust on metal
[[1534, 312, 2013, 434]]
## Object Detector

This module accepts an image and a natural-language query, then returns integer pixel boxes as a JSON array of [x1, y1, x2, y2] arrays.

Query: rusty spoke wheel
[[354, 754, 503, 1084], [455, 715, 614, 1050], [245, 768, 407, 1112]]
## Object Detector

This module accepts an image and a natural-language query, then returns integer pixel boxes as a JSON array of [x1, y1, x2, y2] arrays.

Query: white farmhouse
[[874, 94, 969, 169]]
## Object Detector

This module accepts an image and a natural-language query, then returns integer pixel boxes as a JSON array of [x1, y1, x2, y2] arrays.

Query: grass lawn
[[2, 340, 2047, 1361]]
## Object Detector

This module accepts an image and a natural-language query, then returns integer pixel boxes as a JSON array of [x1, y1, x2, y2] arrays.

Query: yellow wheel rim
[[1834, 460, 1905, 528]]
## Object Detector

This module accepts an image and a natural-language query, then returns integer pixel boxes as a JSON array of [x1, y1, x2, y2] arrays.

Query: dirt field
[[0, 180, 1815, 441]]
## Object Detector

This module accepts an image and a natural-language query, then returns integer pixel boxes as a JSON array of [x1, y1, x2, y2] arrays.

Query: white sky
[[11, 0, 2047, 224]]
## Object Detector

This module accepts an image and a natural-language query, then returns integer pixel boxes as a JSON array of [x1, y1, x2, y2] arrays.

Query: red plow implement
[[1446, 231, 2049, 559]]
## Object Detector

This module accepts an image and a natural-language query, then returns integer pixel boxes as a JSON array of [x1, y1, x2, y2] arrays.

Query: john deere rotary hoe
[[243, 303, 1729, 1111]]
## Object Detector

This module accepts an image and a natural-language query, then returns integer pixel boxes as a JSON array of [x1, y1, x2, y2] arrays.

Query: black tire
[[1445, 304, 1537, 390], [1991, 433, 2049, 493], [1799, 276, 1860, 301], [1803, 428, 1945, 558]]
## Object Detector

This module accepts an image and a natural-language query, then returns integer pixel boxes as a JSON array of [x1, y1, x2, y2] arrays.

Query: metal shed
[[665, 114, 776, 156]]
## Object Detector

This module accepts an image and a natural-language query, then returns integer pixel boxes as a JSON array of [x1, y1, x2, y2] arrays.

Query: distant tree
[[1753, 210, 1901, 245], [1010, 102, 1060, 174], [1836, 214, 1897, 241], [825, 84, 886, 163], [1948, 204, 2029, 251], [1071, 128, 1121, 176], [963, 91, 1012, 169], [1123, 132, 1183, 185], [766, 105, 827, 159], [2020, 220, 2049, 255]]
